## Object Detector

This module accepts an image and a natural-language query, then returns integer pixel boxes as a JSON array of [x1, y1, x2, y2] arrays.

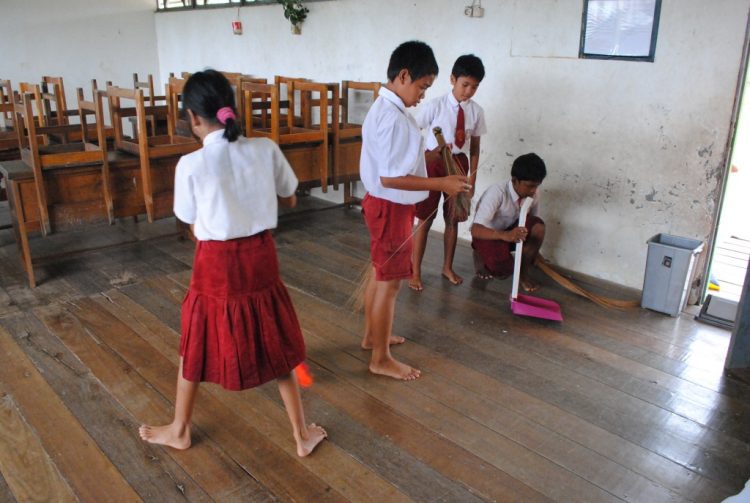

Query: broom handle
[[511, 197, 533, 300]]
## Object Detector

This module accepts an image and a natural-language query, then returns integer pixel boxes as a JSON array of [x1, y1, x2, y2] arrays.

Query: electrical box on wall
[[464, 3, 484, 17], [232, 21, 243, 35]]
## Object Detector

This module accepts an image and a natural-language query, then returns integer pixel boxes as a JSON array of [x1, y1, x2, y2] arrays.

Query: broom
[[433, 127, 471, 222], [534, 254, 640, 310]]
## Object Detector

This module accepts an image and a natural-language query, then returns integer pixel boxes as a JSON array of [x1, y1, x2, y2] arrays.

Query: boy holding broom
[[359, 41, 470, 380]]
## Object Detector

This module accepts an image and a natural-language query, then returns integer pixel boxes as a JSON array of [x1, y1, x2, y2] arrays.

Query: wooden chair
[[39, 76, 82, 143], [13, 84, 112, 235], [0, 79, 15, 131], [108, 80, 199, 222], [242, 80, 329, 191], [133, 73, 168, 137], [333, 80, 381, 203], [0, 79, 19, 156], [76, 85, 114, 223]]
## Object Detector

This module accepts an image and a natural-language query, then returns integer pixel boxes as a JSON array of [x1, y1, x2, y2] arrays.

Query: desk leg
[[8, 181, 36, 288]]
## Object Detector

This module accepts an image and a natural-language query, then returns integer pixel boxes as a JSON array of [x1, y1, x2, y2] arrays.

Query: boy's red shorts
[[471, 216, 544, 278], [415, 152, 469, 223], [362, 193, 415, 281]]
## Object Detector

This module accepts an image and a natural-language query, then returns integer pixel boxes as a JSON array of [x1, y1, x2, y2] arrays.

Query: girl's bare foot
[[361, 334, 406, 350], [442, 268, 463, 285], [369, 357, 421, 381], [139, 423, 191, 450], [296, 423, 327, 457]]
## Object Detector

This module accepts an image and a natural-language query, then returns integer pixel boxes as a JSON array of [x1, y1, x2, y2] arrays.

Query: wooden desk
[[1, 151, 178, 287]]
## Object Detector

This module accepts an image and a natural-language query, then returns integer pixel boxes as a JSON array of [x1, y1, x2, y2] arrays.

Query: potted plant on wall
[[278, 0, 309, 35]]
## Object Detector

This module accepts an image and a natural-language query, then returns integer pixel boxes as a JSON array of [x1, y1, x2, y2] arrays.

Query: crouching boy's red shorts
[[471, 216, 545, 278], [362, 193, 415, 281]]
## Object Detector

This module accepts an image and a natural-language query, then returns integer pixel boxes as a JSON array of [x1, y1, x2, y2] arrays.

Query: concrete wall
[[154, 0, 750, 289], [0, 0, 159, 104]]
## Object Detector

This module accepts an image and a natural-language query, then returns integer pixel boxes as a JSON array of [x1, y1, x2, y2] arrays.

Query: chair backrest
[[166, 76, 190, 137], [242, 82, 280, 141], [0, 79, 15, 130], [341, 80, 381, 127], [41, 76, 78, 128], [76, 84, 110, 150]]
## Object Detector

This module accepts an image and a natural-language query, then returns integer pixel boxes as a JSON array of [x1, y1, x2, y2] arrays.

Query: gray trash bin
[[641, 234, 704, 316]]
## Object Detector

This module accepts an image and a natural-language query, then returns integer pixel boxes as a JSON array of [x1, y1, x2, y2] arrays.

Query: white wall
[[0, 0, 159, 102]]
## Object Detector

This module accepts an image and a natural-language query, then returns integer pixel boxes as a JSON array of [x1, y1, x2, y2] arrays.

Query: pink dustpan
[[509, 198, 563, 321], [512, 294, 563, 321]]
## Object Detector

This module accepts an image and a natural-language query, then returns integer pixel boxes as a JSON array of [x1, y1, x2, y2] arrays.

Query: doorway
[[705, 54, 750, 306]]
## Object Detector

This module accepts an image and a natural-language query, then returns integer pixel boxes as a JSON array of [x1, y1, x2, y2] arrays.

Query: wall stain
[[645, 187, 658, 202]]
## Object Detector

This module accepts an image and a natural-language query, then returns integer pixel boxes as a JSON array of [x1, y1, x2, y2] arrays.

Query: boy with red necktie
[[410, 54, 486, 291]]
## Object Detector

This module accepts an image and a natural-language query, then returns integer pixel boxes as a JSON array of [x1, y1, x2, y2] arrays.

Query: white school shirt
[[359, 87, 428, 205], [173, 130, 298, 241], [473, 180, 540, 231], [416, 92, 486, 156]]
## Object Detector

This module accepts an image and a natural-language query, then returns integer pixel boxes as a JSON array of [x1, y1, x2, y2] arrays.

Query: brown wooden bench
[[0, 152, 148, 287]]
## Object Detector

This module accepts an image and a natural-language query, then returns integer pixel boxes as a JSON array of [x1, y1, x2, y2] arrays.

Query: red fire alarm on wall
[[232, 21, 243, 35]]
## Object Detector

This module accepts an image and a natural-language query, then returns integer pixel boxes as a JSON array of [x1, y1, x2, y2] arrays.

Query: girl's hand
[[441, 175, 470, 197]]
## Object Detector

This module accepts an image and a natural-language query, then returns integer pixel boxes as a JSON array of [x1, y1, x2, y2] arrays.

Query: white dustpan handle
[[511, 197, 533, 300]]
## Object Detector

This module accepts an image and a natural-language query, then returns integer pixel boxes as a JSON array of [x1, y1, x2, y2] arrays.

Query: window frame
[[156, 0, 274, 12], [579, 0, 662, 62]]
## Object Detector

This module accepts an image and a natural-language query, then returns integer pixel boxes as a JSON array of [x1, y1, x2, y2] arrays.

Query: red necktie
[[454, 105, 465, 149]]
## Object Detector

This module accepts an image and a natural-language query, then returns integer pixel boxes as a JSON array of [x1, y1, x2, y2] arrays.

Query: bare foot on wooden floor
[[361, 334, 406, 350], [369, 357, 421, 381], [442, 268, 463, 285], [408, 276, 424, 292], [521, 277, 540, 293], [473, 251, 493, 280], [139, 423, 191, 450], [296, 423, 327, 457]]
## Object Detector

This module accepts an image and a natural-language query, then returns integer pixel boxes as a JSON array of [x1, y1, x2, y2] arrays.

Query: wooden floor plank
[[60, 296, 349, 503], [0, 326, 142, 502], [31, 303, 272, 503], [0, 393, 77, 503]]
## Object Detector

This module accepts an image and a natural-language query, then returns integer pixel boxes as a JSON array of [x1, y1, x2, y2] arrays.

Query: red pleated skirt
[[180, 230, 305, 391]]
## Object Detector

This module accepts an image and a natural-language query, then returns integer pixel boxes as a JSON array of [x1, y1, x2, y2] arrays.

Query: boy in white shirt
[[411, 55, 486, 291], [360, 41, 470, 380], [471, 153, 547, 292]]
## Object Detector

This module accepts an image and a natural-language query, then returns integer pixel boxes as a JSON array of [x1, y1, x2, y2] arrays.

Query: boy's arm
[[381, 174, 469, 197], [471, 222, 528, 242], [278, 194, 297, 208]]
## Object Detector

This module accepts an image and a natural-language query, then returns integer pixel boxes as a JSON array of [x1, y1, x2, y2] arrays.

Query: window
[[157, 0, 270, 11], [580, 0, 662, 62]]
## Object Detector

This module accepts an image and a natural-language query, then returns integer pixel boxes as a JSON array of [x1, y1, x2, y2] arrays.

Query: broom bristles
[[535, 255, 639, 310], [347, 263, 373, 312]]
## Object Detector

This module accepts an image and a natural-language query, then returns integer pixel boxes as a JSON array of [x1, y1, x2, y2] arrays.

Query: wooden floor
[[0, 198, 748, 502]]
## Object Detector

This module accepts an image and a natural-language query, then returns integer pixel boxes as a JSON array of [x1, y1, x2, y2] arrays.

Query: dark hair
[[451, 54, 485, 82], [387, 40, 439, 82], [183, 69, 240, 142], [511, 153, 547, 182]]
